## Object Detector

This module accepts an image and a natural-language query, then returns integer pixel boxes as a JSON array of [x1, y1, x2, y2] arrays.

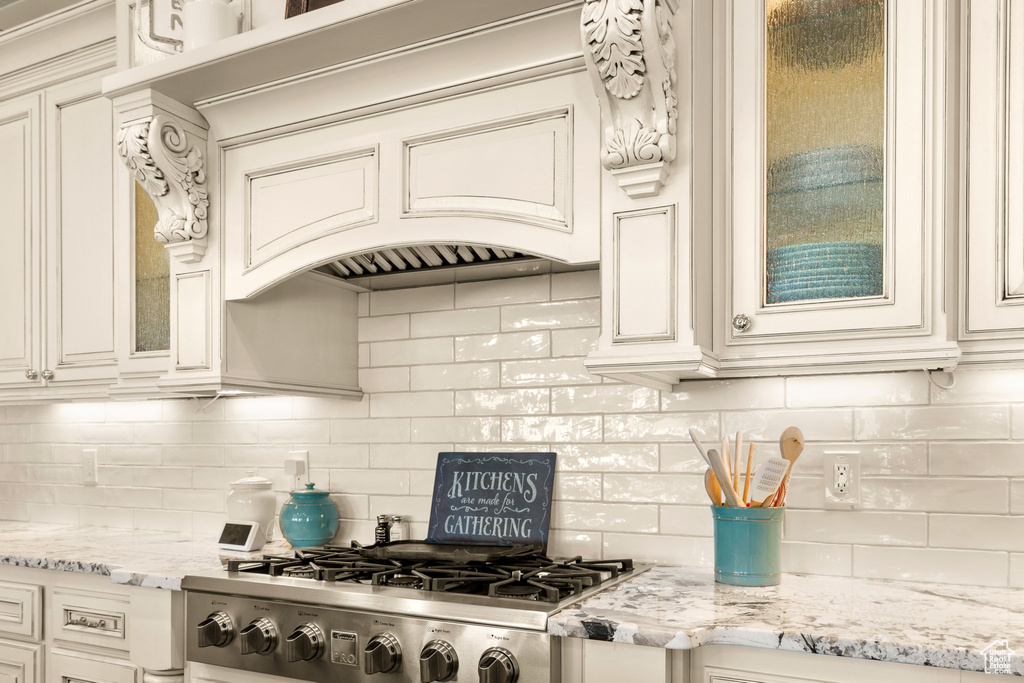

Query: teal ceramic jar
[[711, 505, 784, 586], [279, 483, 339, 548]]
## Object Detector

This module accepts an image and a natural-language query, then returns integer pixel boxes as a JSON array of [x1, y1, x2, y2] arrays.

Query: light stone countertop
[[548, 566, 1024, 675], [0, 521, 292, 590]]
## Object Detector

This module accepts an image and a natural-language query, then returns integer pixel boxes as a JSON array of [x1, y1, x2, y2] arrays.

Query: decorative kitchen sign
[[427, 452, 555, 552]]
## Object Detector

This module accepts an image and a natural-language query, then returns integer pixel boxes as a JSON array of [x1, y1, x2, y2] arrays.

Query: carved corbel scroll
[[117, 112, 209, 263], [581, 0, 678, 198]]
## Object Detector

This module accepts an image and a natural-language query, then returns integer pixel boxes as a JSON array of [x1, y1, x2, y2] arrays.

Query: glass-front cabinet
[[720, 0, 958, 374]]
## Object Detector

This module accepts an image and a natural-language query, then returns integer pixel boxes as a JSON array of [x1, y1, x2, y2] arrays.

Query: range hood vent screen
[[326, 244, 524, 278]]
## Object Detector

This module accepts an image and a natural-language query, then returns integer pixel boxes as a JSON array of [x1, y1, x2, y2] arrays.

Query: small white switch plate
[[286, 450, 310, 487], [824, 450, 860, 509], [81, 449, 98, 486]]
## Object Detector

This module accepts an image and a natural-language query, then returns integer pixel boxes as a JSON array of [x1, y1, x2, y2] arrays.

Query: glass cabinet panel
[[764, 0, 886, 305], [133, 182, 170, 353]]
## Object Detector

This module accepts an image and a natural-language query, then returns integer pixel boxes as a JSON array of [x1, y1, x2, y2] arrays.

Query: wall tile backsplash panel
[[2, 271, 1024, 587]]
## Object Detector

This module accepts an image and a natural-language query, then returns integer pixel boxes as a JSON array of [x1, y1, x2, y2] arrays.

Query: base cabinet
[[0, 639, 40, 683], [48, 649, 137, 683]]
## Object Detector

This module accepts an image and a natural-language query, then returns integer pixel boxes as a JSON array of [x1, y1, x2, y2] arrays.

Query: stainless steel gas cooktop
[[182, 544, 646, 683]]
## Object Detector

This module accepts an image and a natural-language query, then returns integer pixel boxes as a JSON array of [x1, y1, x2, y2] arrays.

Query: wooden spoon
[[779, 426, 805, 487], [704, 468, 722, 505], [707, 448, 744, 507]]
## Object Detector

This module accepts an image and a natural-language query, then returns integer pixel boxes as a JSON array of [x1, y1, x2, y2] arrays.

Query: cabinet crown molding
[[115, 93, 210, 263], [581, 0, 678, 198]]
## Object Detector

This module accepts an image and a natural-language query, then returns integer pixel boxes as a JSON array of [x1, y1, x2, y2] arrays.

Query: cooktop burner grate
[[224, 545, 635, 604]]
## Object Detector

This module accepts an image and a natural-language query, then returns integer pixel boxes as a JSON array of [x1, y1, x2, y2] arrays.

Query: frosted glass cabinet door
[[0, 95, 42, 389], [726, 0, 932, 343]]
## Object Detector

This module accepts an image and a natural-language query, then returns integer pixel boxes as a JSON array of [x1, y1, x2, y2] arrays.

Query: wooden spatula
[[704, 468, 722, 505], [707, 448, 744, 507]]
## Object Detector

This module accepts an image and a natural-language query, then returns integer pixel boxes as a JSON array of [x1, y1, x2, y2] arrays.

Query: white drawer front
[[49, 588, 129, 651], [0, 638, 41, 683], [0, 581, 42, 641], [47, 649, 137, 683]]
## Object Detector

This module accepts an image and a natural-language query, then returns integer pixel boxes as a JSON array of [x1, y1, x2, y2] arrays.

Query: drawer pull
[[64, 608, 124, 638]]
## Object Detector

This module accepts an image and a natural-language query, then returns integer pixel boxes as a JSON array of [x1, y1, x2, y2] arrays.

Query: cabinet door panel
[[0, 95, 41, 388], [0, 639, 40, 683], [45, 77, 117, 384], [963, 0, 1024, 337], [47, 649, 137, 683], [727, 1, 928, 342]]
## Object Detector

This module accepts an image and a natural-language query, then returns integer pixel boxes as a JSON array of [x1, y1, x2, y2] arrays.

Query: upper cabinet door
[[725, 0, 932, 344], [43, 76, 118, 386], [962, 0, 1024, 355], [0, 95, 42, 388]]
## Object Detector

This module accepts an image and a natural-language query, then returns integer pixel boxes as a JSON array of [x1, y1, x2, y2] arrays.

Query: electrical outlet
[[824, 450, 860, 509], [81, 449, 98, 486], [285, 450, 310, 487]]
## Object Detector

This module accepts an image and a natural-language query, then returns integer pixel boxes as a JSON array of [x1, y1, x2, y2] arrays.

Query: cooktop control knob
[[284, 623, 324, 662], [239, 617, 277, 655], [196, 612, 233, 648], [478, 647, 519, 683], [419, 640, 458, 682], [364, 633, 402, 674]]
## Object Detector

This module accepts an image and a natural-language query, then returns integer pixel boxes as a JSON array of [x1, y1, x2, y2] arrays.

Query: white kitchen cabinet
[[0, 94, 42, 392], [959, 0, 1024, 365], [587, 0, 960, 389], [0, 639, 41, 683], [47, 649, 138, 683]]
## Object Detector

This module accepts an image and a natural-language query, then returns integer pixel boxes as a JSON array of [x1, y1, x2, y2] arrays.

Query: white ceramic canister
[[181, 0, 241, 51], [227, 472, 276, 541]]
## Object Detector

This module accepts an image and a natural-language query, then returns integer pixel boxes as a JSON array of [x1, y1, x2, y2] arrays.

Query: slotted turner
[[747, 457, 790, 507]]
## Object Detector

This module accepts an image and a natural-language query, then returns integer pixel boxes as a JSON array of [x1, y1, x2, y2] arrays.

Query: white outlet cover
[[81, 449, 98, 486], [823, 450, 860, 509]]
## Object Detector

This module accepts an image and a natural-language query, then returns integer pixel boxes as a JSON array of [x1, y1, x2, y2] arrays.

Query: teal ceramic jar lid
[[290, 482, 330, 498]]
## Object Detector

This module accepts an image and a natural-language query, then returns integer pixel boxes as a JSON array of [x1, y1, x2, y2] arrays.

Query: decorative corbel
[[117, 106, 210, 264], [581, 0, 678, 198]]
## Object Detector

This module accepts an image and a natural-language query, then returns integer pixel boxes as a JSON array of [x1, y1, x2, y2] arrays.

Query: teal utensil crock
[[279, 483, 339, 548], [711, 505, 784, 586]]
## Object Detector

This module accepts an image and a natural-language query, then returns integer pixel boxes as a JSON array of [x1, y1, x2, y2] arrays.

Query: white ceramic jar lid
[[230, 471, 273, 491]]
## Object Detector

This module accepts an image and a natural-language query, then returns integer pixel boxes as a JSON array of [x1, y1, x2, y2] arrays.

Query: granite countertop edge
[[546, 567, 1024, 676]]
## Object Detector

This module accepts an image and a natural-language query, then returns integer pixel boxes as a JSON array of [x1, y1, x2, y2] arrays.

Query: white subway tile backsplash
[[554, 502, 658, 533], [929, 514, 1024, 551], [552, 385, 659, 414], [500, 299, 600, 331], [411, 363, 499, 390], [502, 416, 601, 443], [787, 372, 928, 408], [558, 444, 659, 472], [551, 328, 598, 357], [853, 545, 1008, 587], [929, 442, 1024, 476], [662, 378, 786, 411], [455, 389, 549, 416], [370, 338, 453, 367], [370, 284, 454, 315], [782, 542, 852, 576], [659, 506, 713, 536], [456, 275, 549, 308], [722, 409, 853, 441], [358, 314, 410, 342], [410, 417, 500, 443], [784, 510, 927, 546], [371, 392, 454, 418], [551, 270, 600, 300], [603, 534, 712, 566], [860, 477, 1009, 513], [856, 406, 1009, 440], [4, 282, 1024, 588], [500, 358, 600, 387], [604, 413, 719, 442], [411, 308, 500, 338], [603, 474, 704, 504]]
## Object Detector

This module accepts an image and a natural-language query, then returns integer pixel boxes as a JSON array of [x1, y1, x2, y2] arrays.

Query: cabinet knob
[[732, 314, 752, 333], [25, 369, 37, 380], [41, 369, 54, 380]]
